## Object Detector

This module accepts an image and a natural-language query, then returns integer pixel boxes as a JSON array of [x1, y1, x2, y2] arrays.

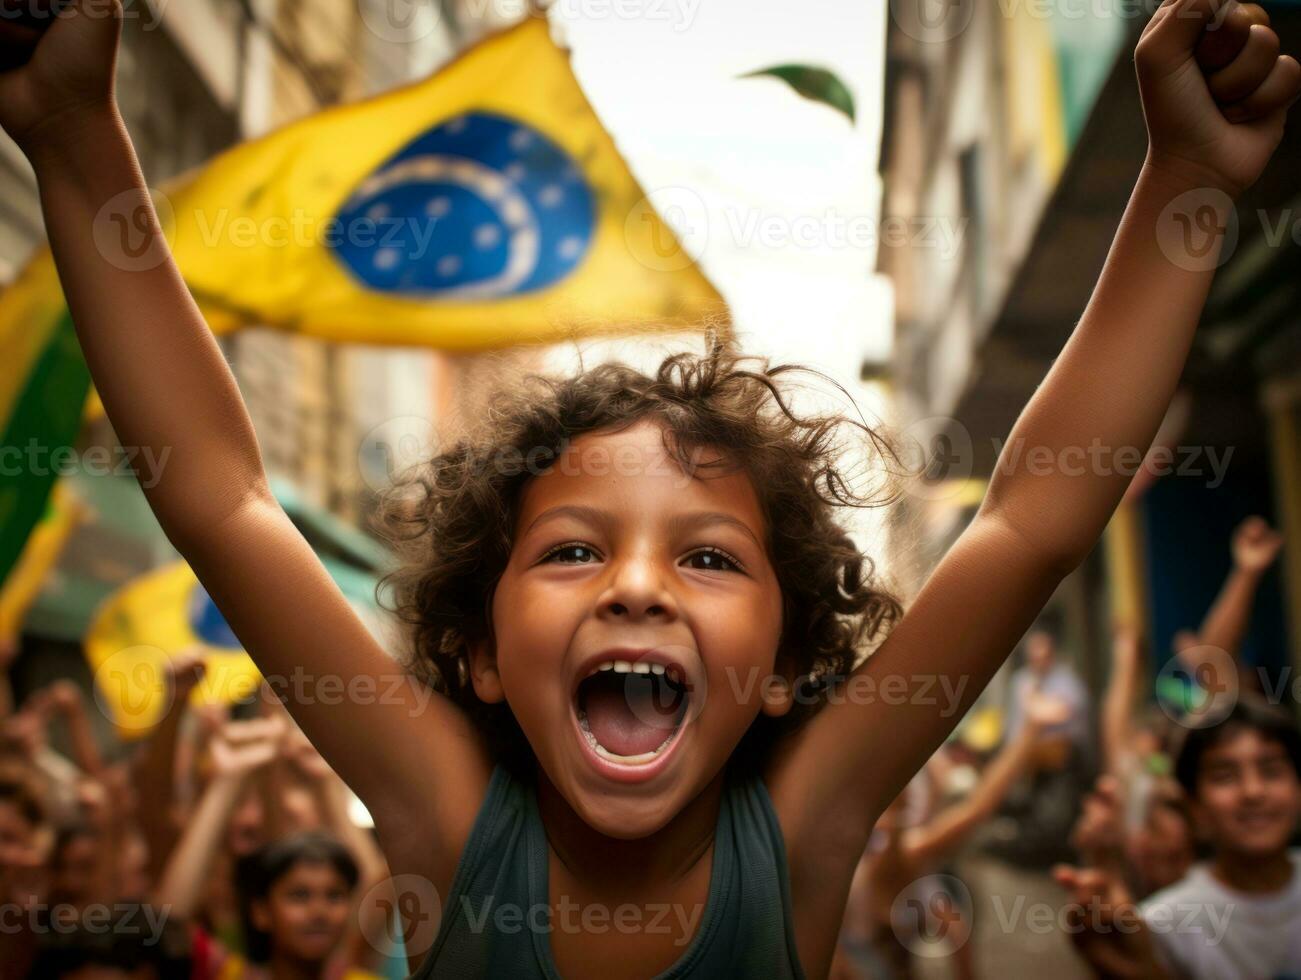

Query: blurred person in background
[[983, 624, 1095, 870], [832, 691, 1072, 979], [1056, 696, 1301, 979], [153, 713, 392, 980]]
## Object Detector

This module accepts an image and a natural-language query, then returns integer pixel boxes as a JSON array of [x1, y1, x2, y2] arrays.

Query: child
[[1, 1, 1296, 976], [229, 833, 382, 980], [152, 717, 390, 979], [1055, 696, 1301, 978]]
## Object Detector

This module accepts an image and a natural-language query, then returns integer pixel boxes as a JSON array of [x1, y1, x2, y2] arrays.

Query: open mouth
[[574, 661, 690, 765]]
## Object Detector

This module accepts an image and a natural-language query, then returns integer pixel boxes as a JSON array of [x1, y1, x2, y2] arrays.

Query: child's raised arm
[[768, 0, 1299, 847], [1194, 515, 1282, 659], [0, 1, 493, 880]]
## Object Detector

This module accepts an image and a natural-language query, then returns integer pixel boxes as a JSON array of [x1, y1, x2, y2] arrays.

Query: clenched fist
[[1138, 0, 1301, 197], [0, 0, 124, 159]]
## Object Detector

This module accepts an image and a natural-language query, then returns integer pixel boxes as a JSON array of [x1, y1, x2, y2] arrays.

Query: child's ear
[[466, 635, 505, 704], [250, 898, 271, 933], [759, 649, 799, 719]]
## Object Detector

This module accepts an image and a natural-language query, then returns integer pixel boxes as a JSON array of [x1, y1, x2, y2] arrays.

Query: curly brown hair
[[375, 332, 905, 777]]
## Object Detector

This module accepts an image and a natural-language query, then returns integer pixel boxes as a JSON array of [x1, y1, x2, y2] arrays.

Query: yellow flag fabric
[[83, 561, 263, 736], [84, 554, 387, 738], [0, 480, 84, 641], [163, 15, 727, 348]]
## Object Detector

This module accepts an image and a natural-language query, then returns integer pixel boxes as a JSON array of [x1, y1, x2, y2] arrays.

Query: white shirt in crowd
[[1139, 849, 1301, 980]]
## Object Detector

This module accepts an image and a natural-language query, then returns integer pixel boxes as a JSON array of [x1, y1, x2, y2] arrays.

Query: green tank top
[[410, 762, 807, 978]]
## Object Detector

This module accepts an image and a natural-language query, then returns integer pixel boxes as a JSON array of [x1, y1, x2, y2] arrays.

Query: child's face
[[1194, 728, 1301, 859], [251, 861, 353, 963], [473, 419, 787, 838]]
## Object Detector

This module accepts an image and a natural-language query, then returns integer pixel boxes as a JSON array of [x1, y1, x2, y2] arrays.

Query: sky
[[551, 0, 895, 392]]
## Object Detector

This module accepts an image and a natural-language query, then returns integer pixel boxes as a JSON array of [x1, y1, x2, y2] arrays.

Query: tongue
[[584, 681, 676, 757]]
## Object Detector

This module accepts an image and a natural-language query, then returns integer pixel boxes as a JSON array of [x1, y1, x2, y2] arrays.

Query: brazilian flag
[[0, 254, 89, 592], [0, 16, 727, 587]]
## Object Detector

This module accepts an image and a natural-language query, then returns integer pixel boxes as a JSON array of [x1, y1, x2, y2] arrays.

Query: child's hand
[[165, 647, 209, 704], [74, 775, 113, 829], [45, 679, 83, 715], [1231, 515, 1283, 572], [1069, 775, 1125, 862], [0, 0, 124, 159], [1052, 865, 1160, 979], [1023, 691, 1072, 732], [1137, 0, 1301, 196], [208, 716, 286, 780]]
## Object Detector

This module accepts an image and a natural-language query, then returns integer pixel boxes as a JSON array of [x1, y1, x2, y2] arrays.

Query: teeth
[[597, 741, 660, 764], [584, 659, 680, 678], [576, 707, 679, 765]]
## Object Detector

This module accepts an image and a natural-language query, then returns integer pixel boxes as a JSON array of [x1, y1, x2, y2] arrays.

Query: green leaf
[[741, 64, 855, 123]]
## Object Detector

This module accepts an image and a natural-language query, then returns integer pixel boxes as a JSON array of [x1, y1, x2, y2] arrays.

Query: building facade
[[878, 3, 1299, 699]]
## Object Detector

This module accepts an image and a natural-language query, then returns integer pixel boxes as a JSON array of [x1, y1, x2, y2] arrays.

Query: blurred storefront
[[878, 3, 1299, 699]]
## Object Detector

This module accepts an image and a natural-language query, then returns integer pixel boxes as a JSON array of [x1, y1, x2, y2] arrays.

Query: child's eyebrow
[[667, 510, 764, 550], [522, 504, 763, 549], [523, 504, 617, 538]]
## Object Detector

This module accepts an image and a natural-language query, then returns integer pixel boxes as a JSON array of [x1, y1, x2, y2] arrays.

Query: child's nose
[[1240, 769, 1269, 799], [597, 554, 679, 621]]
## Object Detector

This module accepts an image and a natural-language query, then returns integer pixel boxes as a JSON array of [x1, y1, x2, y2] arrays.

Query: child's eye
[[540, 542, 601, 564], [1260, 760, 1290, 780], [683, 547, 741, 573]]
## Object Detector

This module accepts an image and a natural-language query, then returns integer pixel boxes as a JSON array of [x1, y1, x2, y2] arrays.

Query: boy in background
[[1055, 696, 1301, 979]]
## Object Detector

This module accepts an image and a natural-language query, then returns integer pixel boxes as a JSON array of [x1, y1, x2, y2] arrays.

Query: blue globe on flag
[[330, 112, 596, 299], [187, 582, 242, 651]]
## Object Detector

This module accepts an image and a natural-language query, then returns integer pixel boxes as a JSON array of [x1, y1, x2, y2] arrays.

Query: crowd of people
[[829, 515, 1299, 979], [0, 509, 1294, 980], [0, 646, 399, 979]]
